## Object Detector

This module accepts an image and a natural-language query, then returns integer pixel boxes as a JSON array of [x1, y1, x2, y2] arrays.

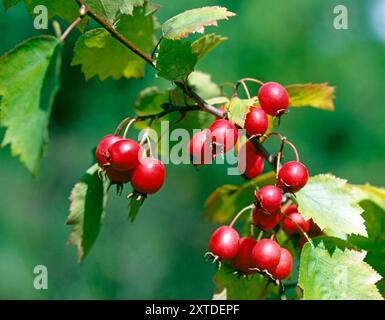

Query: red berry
[[237, 141, 264, 179], [258, 82, 289, 116], [131, 158, 165, 194], [252, 207, 280, 231], [244, 107, 268, 137], [188, 130, 213, 166], [108, 139, 140, 171], [282, 212, 311, 235], [209, 119, 238, 152], [209, 226, 240, 261], [271, 248, 293, 280], [96, 135, 122, 168], [278, 161, 309, 193], [283, 204, 298, 215], [106, 167, 132, 184], [256, 185, 283, 213], [251, 239, 281, 271], [231, 237, 257, 274]]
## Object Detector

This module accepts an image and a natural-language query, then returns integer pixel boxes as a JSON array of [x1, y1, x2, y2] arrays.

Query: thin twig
[[60, 16, 84, 42]]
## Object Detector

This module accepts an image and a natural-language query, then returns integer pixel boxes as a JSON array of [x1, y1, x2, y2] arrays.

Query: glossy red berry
[[209, 119, 238, 152], [209, 226, 240, 261], [282, 211, 311, 235], [278, 161, 309, 193], [252, 207, 280, 231], [256, 185, 283, 213], [258, 82, 289, 116], [188, 130, 213, 165], [131, 158, 165, 194], [251, 239, 281, 271], [244, 107, 268, 137], [271, 248, 293, 280], [237, 141, 264, 179], [283, 204, 299, 215], [231, 237, 257, 274], [108, 139, 140, 171], [96, 135, 122, 168], [106, 167, 132, 184]]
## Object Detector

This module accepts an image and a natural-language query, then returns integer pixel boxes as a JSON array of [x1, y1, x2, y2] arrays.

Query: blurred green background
[[0, 0, 384, 299]]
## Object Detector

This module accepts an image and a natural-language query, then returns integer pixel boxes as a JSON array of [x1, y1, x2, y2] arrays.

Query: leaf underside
[[67, 164, 109, 262]]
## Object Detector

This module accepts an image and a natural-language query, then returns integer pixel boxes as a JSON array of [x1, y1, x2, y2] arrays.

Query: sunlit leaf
[[298, 241, 383, 300], [162, 6, 235, 40], [192, 33, 227, 61], [286, 83, 335, 111], [296, 174, 367, 238]]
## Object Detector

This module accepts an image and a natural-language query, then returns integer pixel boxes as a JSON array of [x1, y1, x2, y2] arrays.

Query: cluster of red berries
[[95, 134, 165, 195], [208, 203, 320, 281], [205, 81, 318, 281], [188, 82, 290, 179]]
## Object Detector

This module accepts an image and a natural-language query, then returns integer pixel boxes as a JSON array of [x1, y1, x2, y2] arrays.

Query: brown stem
[[229, 205, 254, 228], [74, 0, 155, 66]]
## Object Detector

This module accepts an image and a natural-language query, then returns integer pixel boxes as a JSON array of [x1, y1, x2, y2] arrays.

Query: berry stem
[[229, 205, 254, 228], [284, 140, 300, 162], [122, 118, 136, 138], [236, 80, 251, 100], [60, 16, 84, 42], [238, 77, 265, 86]]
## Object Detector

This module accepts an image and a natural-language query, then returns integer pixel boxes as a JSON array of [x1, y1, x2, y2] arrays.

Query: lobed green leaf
[[0, 35, 61, 174], [192, 33, 227, 61], [298, 241, 383, 300], [72, 8, 155, 80], [296, 174, 367, 238]]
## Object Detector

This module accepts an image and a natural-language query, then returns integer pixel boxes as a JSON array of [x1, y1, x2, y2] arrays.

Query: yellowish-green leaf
[[162, 6, 235, 40], [296, 174, 367, 238], [188, 71, 220, 99], [228, 97, 255, 127], [299, 241, 383, 300], [192, 33, 227, 61], [286, 83, 335, 111]]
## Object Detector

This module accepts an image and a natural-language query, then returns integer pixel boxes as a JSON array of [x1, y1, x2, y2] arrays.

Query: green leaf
[[23, 0, 88, 29], [3, 0, 20, 10], [72, 8, 154, 80], [156, 39, 197, 81], [187, 71, 221, 99], [286, 83, 335, 111], [298, 241, 383, 300], [134, 86, 168, 115], [0, 36, 61, 174], [347, 185, 385, 294], [162, 6, 235, 40], [84, 0, 144, 22], [192, 33, 227, 61], [213, 265, 274, 300], [228, 97, 255, 127], [296, 174, 367, 238], [66, 164, 109, 262], [128, 197, 144, 222], [204, 172, 276, 224]]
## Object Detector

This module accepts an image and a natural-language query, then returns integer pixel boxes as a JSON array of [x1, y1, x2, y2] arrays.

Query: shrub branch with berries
[[0, 1, 384, 300]]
